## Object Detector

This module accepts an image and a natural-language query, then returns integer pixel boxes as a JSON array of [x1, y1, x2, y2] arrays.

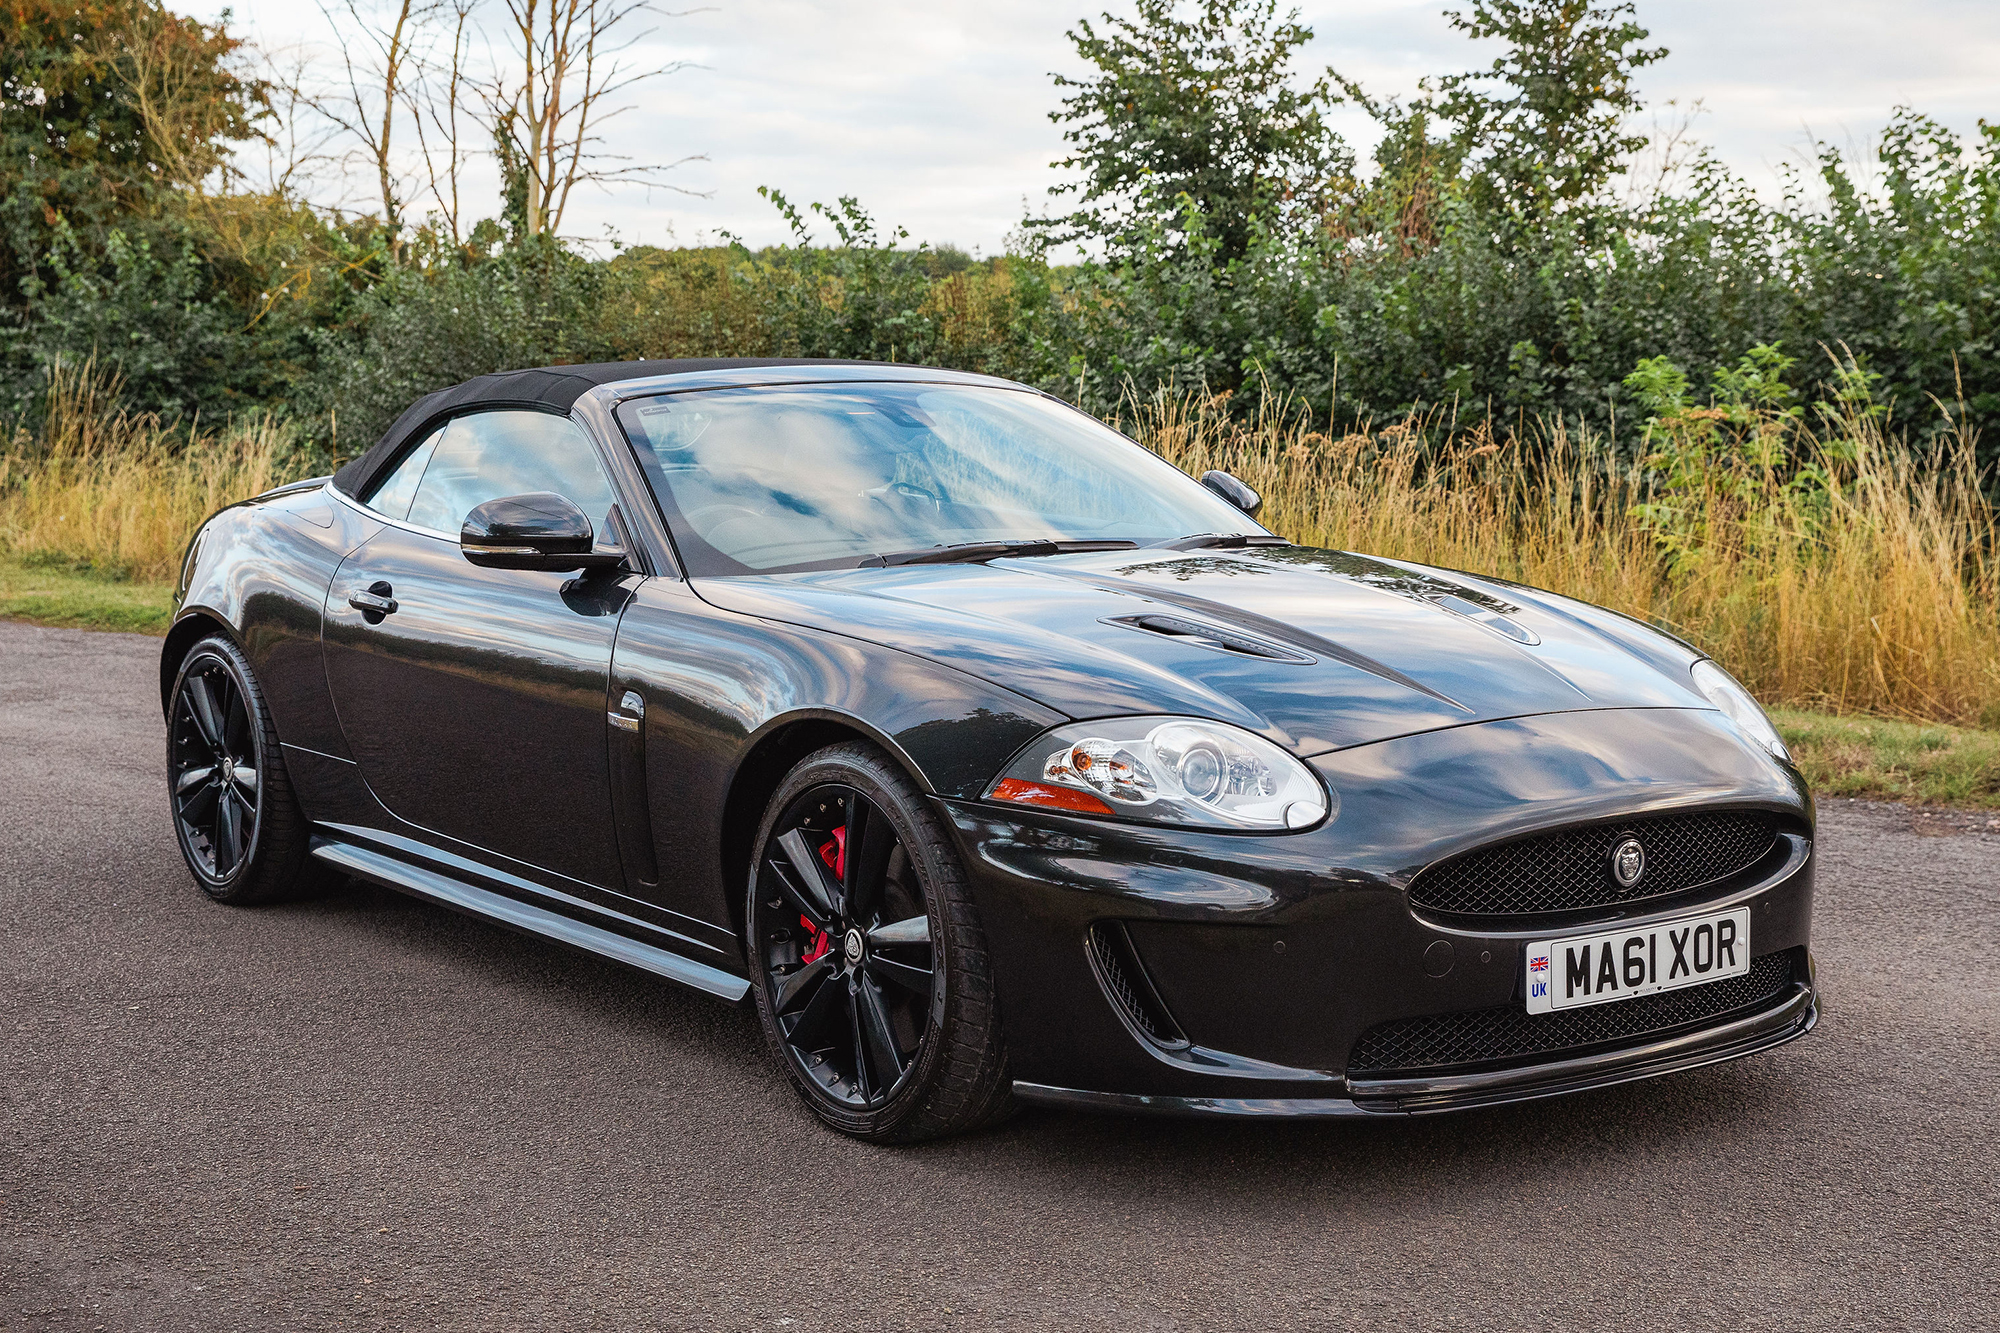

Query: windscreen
[[614, 382, 1262, 575]]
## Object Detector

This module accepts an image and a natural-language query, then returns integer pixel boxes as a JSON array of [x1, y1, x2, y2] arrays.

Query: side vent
[[1085, 921, 1189, 1050], [607, 688, 658, 886], [1106, 614, 1316, 664]]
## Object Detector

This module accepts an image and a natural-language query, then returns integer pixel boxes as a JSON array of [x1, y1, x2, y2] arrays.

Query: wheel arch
[[718, 711, 931, 945], [160, 608, 238, 719]]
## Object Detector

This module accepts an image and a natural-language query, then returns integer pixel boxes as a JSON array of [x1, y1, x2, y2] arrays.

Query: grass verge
[[0, 554, 175, 634], [1773, 709, 2000, 809]]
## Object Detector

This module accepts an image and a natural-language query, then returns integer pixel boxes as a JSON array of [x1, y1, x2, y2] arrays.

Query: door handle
[[608, 689, 644, 732], [349, 581, 398, 619]]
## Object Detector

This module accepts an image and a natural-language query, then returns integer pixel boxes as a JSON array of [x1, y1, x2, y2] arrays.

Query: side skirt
[[310, 834, 750, 1004]]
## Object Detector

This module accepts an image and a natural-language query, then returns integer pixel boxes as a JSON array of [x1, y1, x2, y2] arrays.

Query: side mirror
[[1200, 469, 1263, 519], [460, 492, 625, 572]]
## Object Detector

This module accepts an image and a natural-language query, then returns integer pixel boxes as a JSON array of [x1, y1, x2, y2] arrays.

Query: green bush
[[302, 242, 620, 451], [3, 221, 273, 421], [1020, 109, 1997, 457]]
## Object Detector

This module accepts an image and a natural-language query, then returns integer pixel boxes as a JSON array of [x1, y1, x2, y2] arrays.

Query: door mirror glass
[[460, 492, 623, 571], [1199, 469, 1263, 518]]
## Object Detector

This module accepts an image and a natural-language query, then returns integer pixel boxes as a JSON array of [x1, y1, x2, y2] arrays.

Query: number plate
[[1524, 907, 1750, 1014]]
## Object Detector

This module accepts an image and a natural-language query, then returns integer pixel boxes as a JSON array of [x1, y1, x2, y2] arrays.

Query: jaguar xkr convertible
[[163, 358, 1817, 1141]]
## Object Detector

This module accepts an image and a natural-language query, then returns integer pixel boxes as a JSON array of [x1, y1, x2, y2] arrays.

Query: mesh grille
[[1086, 923, 1182, 1046], [1407, 810, 1781, 917], [1348, 950, 1796, 1076]]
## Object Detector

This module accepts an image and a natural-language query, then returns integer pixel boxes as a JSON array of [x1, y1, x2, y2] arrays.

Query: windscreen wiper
[[1161, 533, 1293, 551], [862, 538, 1140, 568]]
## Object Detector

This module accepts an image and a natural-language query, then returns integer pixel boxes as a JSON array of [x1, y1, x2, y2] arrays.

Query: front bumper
[[942, 708, 1817, 1116], [1014, 955, 1816, 1118]]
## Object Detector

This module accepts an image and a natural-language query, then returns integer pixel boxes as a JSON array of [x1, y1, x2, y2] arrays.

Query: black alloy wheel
[[171, 655, 260, 879], [167, 635, 321, 903], [748, 743, 1012, 1142], [760, 782, 935, 1107]]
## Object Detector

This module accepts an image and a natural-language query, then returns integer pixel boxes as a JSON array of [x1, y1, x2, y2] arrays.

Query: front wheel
[[167, 635, 324, 904], [746, 742, 1013, 1142]]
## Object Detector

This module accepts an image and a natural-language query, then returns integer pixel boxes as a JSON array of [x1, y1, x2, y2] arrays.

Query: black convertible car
[[164, 358, 1816, 1141]]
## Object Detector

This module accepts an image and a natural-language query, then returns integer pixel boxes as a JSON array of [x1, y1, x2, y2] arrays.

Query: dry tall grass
[[5, 358, 1996, 728], [1126, 383, 2000, 726], [0, 361, 297, 584]]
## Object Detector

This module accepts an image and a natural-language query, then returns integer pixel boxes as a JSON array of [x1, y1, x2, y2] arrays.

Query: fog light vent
[[1085, 921, 1188, 1050]]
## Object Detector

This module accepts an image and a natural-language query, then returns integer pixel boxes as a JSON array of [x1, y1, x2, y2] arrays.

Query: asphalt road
[[2, 619, 1996, 1332]]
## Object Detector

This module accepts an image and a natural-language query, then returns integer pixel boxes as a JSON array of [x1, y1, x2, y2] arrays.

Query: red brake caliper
[[800, 917, 831, 964], [820, 827, 847, 879], [798, 828, 847, 965]]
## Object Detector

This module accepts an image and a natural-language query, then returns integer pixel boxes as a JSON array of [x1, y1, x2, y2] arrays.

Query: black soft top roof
[[330, 358, 880, 498]]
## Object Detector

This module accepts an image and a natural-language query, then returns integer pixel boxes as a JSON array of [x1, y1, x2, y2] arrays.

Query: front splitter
[[1013, 969, 1817, 1120]]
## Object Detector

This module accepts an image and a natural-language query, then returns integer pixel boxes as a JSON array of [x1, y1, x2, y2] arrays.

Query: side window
[[362, 426, 443, 520], [404, 410, 618, 537]]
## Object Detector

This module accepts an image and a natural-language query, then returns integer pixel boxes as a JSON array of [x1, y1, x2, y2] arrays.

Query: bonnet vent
[[1107, 614, 1316, 664], [1427, 593, 1540, 645]]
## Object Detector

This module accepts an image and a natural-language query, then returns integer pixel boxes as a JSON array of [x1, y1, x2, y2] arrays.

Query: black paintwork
[[166, 360, 1816, 1116], [323, 521, 633, 893], [1198, 469, 1262, 517], [459, 492, 623, 571]]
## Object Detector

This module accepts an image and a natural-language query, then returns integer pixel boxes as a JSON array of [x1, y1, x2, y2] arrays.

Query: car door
[[323, 408, 633, 892]]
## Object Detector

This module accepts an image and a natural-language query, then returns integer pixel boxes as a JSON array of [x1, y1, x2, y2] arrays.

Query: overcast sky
[[199, 0, 2000, 254]]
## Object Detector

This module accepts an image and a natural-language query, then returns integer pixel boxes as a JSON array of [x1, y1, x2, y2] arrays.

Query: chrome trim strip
[[310, 835, 749, 1003], [314, 820, 728, 953], [324, 481, 458, 543], [1409, 829, 1812, 940], [356, 806, 733, 938]]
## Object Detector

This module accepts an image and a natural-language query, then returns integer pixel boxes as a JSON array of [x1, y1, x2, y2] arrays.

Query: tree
[[1424, 0, 1666, 215], [314, 0, 440, 258], [1036, 0, 1349, 262], [407, 0, 479, 247], [484, 0, 704, 241], [0, 0, 265, 306]]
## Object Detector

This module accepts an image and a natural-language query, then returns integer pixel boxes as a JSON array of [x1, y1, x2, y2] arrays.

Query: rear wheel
[[746, 742, 1013, 1142], [167, 635, 324, 904]]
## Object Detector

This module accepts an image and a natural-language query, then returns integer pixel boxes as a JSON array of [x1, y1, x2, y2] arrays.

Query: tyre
[[166, 634, 326, 904], [746, 742, 1013, 1142]]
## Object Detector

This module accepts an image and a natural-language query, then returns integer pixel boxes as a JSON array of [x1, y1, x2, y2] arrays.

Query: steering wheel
[[870, 482, 943, 507]]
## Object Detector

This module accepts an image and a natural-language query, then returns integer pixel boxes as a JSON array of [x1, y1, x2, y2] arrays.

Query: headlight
[[984, 717, 1331, 831], [1691, 660, 1789, 761]]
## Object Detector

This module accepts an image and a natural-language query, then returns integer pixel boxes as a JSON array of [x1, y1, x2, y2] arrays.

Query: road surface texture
[[2, 619, 1995, 1332]]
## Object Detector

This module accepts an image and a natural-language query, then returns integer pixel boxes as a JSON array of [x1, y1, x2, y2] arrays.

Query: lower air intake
[[1085, 922, 1187, 1050], [1347, 949, 1799, 1077]]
